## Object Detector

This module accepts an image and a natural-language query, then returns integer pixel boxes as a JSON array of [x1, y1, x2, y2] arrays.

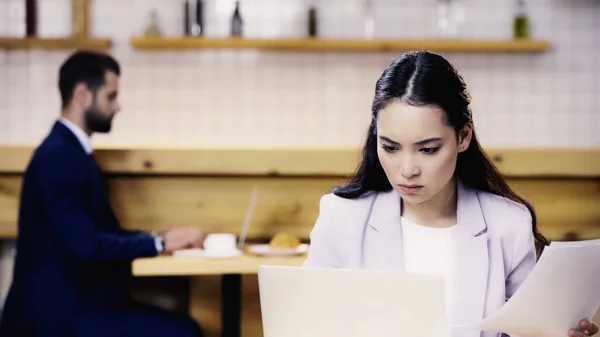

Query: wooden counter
[[1, 145, 598, 177], [1, 145, 599, 241]]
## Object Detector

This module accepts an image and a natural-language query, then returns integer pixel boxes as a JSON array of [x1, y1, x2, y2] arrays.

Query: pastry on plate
[[269, 232, 301, 249]]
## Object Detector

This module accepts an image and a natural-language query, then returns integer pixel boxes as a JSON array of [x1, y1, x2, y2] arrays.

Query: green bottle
[[308, 6, 317, 38], [513, 0, 529, 39]]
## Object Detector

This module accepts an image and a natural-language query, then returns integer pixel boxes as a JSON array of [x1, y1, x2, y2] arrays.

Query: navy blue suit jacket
[[0, 121, 159, 336]]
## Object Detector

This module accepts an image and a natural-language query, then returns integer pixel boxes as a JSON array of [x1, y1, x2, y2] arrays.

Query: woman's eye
[[421, 147, 440, 155], [381, 145, 398, 153]]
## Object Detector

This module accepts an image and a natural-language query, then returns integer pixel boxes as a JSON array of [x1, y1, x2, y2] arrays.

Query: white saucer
[[172, 248, 243, 259], [246, 243, 309, 257]]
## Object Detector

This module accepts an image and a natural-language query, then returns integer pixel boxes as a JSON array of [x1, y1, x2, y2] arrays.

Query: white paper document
[[459, 239, 600, 337]]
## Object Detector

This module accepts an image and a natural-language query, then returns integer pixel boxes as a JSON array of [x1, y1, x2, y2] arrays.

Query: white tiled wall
[[0, 0, 598, 147]]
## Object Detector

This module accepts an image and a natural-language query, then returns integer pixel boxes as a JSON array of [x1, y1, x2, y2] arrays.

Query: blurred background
[[0, 0, 598, 147], [0, 0, 599, 335]]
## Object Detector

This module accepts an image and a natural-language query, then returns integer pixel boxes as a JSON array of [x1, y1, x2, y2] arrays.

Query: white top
[[59, 118, 93, 154], [401, 217, 457, 327]]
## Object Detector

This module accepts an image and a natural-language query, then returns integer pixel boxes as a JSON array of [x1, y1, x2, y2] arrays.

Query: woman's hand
[[569, 320, 598, 337]]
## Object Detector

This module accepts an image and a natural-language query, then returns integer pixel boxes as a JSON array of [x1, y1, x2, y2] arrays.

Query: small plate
[[172, 248, 243, 259], [246, 244, 309, 257]]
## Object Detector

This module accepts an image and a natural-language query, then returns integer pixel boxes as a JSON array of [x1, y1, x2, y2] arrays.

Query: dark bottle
[[513, 0, 529, 39], [231, 0, 243, 37], [184, 0, 203, 36], [308, 6, 317, 38], [26, 0, 37, 37]]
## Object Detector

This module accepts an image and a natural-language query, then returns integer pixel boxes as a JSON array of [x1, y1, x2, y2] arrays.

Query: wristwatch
[[151, 231, 165, 253]]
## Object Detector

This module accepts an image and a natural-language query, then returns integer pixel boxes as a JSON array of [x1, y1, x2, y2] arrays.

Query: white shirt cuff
[[154, 235, 164, 253]]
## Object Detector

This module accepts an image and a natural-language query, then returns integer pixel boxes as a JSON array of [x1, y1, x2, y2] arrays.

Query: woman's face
[[376, 100, 471, 205]]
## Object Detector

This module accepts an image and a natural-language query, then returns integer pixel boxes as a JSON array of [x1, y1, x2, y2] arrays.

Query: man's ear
[[72, 83, 92, 107]]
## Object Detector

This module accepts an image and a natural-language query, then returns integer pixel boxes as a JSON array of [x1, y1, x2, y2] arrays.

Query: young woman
[[303, 51, 598, 337]]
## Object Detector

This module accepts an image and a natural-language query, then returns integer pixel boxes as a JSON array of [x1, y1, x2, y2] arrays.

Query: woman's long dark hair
[[334, 51, 548, 252]]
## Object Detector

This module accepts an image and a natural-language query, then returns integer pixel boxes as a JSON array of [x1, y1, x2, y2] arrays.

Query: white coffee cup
[[203, 233, 237, 254]]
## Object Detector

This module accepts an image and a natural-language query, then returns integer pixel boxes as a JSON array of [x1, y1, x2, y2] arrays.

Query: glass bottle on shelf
[[26, 0, 37, 37], [144, 10, 162, 37], [231, 0, 243, 37], [436, 0, 465, 38], [363, 0, 374, 39], [184, 0, 204, 37], [307, 5, 317, 38], [513, 0, 529, 39]]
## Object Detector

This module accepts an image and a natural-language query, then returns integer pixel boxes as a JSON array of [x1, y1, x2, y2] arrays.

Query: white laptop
[[257, 265, 448, 337]]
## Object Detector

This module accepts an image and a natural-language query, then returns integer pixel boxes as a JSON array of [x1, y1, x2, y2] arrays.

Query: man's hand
[[162, 227, 204, 253]]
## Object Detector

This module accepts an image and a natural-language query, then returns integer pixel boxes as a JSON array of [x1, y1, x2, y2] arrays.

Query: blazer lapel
[[451, 180, 490, 337], [364, 190, 405, 271], [52, 120, 89, 157]]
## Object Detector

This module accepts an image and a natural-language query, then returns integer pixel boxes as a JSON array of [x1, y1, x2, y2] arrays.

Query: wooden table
[[132, 254, 306, 337], [132, 254, 306, 276]]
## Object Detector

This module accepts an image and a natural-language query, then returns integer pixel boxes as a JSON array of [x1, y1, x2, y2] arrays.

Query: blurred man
[[0, 51, 204, 337]]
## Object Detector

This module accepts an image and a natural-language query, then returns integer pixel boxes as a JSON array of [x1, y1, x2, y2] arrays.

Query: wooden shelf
[[130, 37, 550, 53], [0, 37, 112, 51]]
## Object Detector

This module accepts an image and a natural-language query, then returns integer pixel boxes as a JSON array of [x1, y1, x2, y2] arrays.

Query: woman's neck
[[401, 178, 458, 228]]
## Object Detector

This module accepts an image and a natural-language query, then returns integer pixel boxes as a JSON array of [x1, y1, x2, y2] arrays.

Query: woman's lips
[[398, 184, 423, 194]]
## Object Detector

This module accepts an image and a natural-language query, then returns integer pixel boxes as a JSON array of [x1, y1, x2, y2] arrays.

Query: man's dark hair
[[58, 50, 120, 109]]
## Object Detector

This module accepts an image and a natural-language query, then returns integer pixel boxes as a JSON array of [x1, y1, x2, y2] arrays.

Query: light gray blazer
[[304, 180, 537, 337]]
